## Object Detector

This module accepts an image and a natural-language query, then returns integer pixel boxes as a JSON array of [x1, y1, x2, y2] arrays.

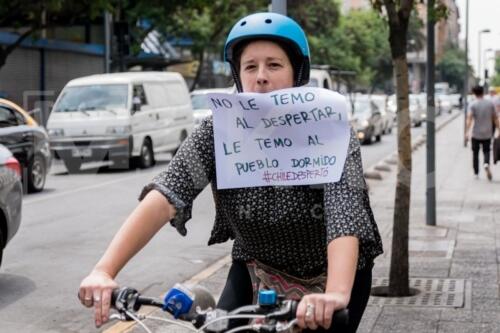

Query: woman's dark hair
[[232, 38, 302, 83]]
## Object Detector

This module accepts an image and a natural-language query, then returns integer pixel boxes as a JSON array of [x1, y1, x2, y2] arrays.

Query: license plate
[[71, 148, 92, 157]]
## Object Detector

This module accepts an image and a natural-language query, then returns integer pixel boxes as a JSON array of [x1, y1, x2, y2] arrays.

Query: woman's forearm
[[93, 190, 176, 278], [325, 236, 359, 302]]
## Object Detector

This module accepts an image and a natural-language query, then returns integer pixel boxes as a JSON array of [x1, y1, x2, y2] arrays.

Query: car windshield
[[54, 84, 128, 113], [191, 94, 210, 111], [352, 100, 372, 115]]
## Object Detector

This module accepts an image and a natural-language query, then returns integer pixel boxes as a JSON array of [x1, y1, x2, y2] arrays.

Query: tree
[[340, 10, 392, 92], [163, 0, 268, 90], [370, 0, 449, 297], [407, 9, 425, 52], [491, 56, 500, 87], [289, 1, 392, 93], [371, 0, 414, 297], [437, 45, 471, 92], [0, 0, 206, 73]]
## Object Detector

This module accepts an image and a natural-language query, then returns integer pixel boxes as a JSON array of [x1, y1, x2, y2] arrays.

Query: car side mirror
[[132, 100, 141, 114]]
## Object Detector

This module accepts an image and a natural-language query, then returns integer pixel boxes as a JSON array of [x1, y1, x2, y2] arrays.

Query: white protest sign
[[207, 87, 351, 189]]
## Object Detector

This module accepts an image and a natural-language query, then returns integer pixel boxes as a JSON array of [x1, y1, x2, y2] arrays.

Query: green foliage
[[163, 1, 268, 56], [407, 9, 425, 52], [288, 0, 340, 36], [281, 1, 392, 90], [437, 45, 471, 92], [491, 56, 500, 87], [0, 0, 393, 90]]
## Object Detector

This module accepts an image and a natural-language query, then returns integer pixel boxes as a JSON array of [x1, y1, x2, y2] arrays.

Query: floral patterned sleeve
[[323, 128, 383, 268], [138, 117, 215, 236]]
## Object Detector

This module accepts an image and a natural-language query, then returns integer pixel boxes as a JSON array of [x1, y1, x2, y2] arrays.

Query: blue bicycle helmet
[[224, 12, 310, 92]]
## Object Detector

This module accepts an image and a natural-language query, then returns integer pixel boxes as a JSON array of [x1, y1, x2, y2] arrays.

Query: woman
[[79, 12, 383, 332]]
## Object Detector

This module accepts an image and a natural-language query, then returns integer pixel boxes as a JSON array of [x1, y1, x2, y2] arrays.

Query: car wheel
[[376, 134, 382, 142], [63, 158, 82, 174], [139, 139, 155, 169], [172, 131, 188, 157], [28, 154, 46, 193]]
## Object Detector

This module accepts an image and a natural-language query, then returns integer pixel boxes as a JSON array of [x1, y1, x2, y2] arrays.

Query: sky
[[455, 0, 500, 81]]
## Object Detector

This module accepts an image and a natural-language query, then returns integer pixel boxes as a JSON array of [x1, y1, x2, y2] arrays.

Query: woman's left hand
[[296, 292, 349, 330]]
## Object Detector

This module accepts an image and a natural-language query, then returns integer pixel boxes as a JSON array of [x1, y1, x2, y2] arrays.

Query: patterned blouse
[[139, 117, 383, 279]]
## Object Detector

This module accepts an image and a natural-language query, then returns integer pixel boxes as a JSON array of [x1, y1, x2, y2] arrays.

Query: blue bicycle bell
[[258, 289, 277, 306], [163, 284, 195, 318]]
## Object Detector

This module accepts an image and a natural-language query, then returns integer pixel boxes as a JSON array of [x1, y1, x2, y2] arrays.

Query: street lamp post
[[271, 0, 287, 15], [426, 0, 436, 226], [484, 48, 494, 92], [463, 0, 469, 148], [478, 29, 491, 85]]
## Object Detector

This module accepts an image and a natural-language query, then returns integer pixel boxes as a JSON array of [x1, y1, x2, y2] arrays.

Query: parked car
[[349, 98, 384, 144], [387, 94, 427, 127], [0, 144, 22, 268], [190, 87, 235, 128], [0, 98, 52, 192], [409, 94, 426, 127], [436, 94, 453, 114], [308, 69, 334, 89], [370, 95, 394, 134], [47, 72, 194, 173]]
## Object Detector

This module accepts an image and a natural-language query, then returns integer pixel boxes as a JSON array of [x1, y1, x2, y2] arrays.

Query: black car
[[0, 144, 22, 268], [349, 98, 384, 144], [0, 98, 52, 193]]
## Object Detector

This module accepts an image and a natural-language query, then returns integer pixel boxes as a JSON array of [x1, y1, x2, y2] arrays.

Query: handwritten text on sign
[[208, 87, 350, 189]]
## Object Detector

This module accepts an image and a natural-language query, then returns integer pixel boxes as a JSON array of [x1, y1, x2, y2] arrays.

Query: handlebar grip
[[288, 301, 349, 327], [111, 288, 121, 308], [332, 308, 349, 327]]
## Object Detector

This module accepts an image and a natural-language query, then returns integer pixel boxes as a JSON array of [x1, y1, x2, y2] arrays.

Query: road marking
[[24, 171, 154, 205], [103, 254, 231, 333]]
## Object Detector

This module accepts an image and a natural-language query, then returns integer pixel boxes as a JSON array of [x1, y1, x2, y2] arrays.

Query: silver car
[[190, 87, 235, 128], [0, 144, 22, 267]]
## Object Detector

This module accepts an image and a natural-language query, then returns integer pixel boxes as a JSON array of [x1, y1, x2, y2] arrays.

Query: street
[[0, 111, 458, 332]]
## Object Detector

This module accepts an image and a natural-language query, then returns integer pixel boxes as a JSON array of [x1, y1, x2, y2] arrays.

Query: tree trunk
[[388, 55, 412, 296], [189, 49, 205, 92]]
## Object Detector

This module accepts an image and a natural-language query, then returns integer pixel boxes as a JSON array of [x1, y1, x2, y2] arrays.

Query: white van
[[47, 72, 194, 172], [308, 69, 334, 90]]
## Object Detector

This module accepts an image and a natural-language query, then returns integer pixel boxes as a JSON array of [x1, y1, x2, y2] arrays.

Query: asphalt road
[[0, 110, 459, 332]]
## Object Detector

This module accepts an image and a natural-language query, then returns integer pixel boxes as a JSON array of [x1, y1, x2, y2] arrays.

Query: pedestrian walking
[[465, 85, 500, 180]]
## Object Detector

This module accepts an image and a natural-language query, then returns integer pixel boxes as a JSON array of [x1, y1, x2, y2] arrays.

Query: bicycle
[[108, 283, 349, 333]]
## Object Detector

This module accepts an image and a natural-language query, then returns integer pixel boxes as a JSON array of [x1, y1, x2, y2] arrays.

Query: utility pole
[[271, 0, 287, 15], [104, 11, 112, 73], [426, 0, 436, 226], [463, 0, 469, 147]]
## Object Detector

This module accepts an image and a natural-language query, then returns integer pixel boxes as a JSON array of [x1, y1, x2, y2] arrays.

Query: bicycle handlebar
[[111, 286, 349, 332]]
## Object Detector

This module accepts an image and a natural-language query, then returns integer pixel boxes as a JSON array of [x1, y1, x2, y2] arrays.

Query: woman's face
[[239, 40, 294, 93]]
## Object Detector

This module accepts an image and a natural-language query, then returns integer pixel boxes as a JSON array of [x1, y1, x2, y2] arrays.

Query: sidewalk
[[112, 114, 500, 333]]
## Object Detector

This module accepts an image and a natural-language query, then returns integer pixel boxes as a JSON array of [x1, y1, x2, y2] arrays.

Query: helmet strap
[[230, 62, 244, 93], [295, 61, 305, 87]]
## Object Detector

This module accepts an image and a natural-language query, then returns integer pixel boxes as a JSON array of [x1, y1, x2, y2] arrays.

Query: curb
[[363, 111, 462, 181]]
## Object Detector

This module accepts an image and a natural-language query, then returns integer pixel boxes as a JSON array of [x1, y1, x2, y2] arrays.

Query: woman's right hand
[[79, 269, 119, 327]]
